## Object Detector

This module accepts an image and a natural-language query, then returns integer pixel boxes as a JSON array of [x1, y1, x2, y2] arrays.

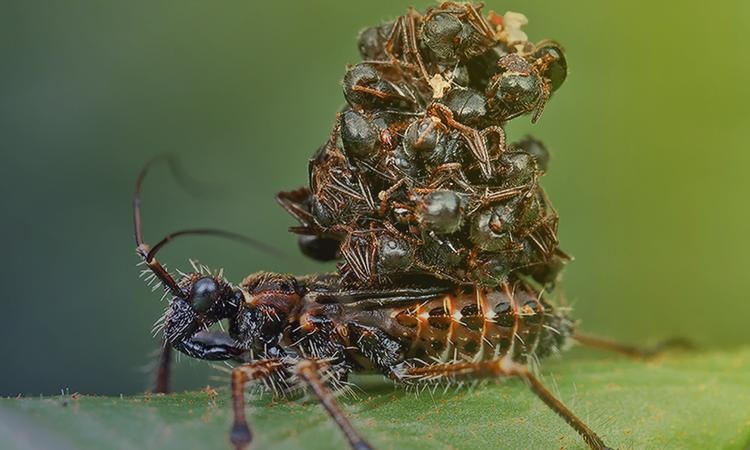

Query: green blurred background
[[1, 1, 748, 396]]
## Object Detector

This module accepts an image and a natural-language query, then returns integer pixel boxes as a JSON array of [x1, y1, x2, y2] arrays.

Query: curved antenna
[[134, 156, 286, 298], [147, 228, 284, 263], [134, 157, 184, 297]]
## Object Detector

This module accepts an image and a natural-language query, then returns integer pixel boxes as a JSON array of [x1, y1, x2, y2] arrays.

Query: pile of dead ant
[[280, 4, 568, 290]]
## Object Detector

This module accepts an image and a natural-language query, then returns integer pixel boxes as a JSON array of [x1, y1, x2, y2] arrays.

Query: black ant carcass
[[134, 4, 683, 450]]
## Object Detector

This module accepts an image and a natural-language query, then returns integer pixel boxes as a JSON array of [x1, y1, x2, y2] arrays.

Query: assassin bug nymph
[[132, 3, 695, 447], [134, 161, 636, 450]]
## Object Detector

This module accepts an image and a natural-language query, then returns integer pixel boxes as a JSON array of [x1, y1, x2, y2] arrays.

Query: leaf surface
[[2, 348, 750, 450]]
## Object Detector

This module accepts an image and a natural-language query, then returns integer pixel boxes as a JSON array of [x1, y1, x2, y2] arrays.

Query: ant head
[[420, 3, 494, 64], [487, 54, 544, 121], [532, 40, 567, 93]]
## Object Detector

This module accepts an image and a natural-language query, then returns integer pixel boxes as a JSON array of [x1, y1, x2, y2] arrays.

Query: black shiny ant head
[[470, 196, 541, 253], [357, 23, 393, 60], [421, 12, 464, 63], [486, 54, 543, 121], [440, 87, 488, 127], [340, 109, 379, 160], [376, 233, 414, 274], [513, 136, 550, 172], [298, 234, 341, 262], [414, 189, 465, 234], [420, 5, 494, 64], [403, 117, 444, 157], [532, 40, 567, 93]]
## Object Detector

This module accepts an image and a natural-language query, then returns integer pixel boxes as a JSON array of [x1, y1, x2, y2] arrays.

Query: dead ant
[[135, 161, 690, 450], [486, 42, 567, 124]]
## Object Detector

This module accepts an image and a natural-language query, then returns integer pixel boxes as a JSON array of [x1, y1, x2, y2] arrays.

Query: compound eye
[[189, 277, 220, 313]]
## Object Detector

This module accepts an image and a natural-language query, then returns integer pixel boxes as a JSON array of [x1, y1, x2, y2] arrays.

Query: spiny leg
[[404, 12, 430, 82], [394, 357, 611, 450], [574, 332, 694, 359], [230, 359, 286, 450], [152, 340, 172, 393], [296, 359, 373, 450]]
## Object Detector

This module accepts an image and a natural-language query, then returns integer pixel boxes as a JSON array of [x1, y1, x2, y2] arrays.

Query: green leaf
[[2, 348, 750, 450]]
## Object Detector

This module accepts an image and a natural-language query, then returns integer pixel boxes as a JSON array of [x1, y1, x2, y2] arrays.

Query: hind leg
[[151, 340, 171, 393], [296, 359, 373, 450], [389, 357, 612, 450], [573, 332, 694, 359], [230, 358, 372, 450]]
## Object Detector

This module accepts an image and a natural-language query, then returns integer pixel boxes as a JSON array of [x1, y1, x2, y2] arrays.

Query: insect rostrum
[[135, 3, 628, 450]]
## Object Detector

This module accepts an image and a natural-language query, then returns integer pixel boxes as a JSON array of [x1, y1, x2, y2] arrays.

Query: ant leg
[[462, 2, 495, 41], [573, 332, 695, 359], [385, 16, 404, 59], [404, 13, 430, 82], [377, 178, 407, 216], [531, 81, 551, 123], [428, 103, 493, 178], [391, 357, 612, 450], [152, 340, 172, 393], [277, 187, 315, 230], [295, 359, 374, 450], [479, 125, 508, 157], [230, 359, 287, 450]]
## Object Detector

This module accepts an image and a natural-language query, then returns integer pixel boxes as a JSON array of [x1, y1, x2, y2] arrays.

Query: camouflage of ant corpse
[[279, 3, 568, 288]]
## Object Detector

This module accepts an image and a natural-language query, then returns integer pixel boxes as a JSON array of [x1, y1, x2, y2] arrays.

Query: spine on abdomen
[[388, 283, 574, 364]]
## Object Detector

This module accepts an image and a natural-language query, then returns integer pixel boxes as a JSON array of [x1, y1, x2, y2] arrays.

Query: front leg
[[230, 358, 373, 450], [230, 359, 288, 450], [173, 330, 244, 360], [153, 331, 242, 393]]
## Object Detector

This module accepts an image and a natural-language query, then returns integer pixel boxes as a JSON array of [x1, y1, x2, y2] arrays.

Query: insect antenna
[[133, 156, 285, 297], [134, 158, 183, 296], [147, 228, 283, 263]]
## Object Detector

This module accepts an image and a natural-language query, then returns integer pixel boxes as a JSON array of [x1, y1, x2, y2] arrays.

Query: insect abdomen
[[293, 282, 573, 372], [384, 284, 573, 364]]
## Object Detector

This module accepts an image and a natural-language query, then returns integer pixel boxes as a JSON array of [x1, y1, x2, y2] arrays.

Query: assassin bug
[[134, 161, 637, 450], [133, 4, 692, 449]]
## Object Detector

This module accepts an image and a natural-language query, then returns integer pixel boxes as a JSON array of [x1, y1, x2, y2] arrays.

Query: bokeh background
[[1, 0, 748, 396]]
